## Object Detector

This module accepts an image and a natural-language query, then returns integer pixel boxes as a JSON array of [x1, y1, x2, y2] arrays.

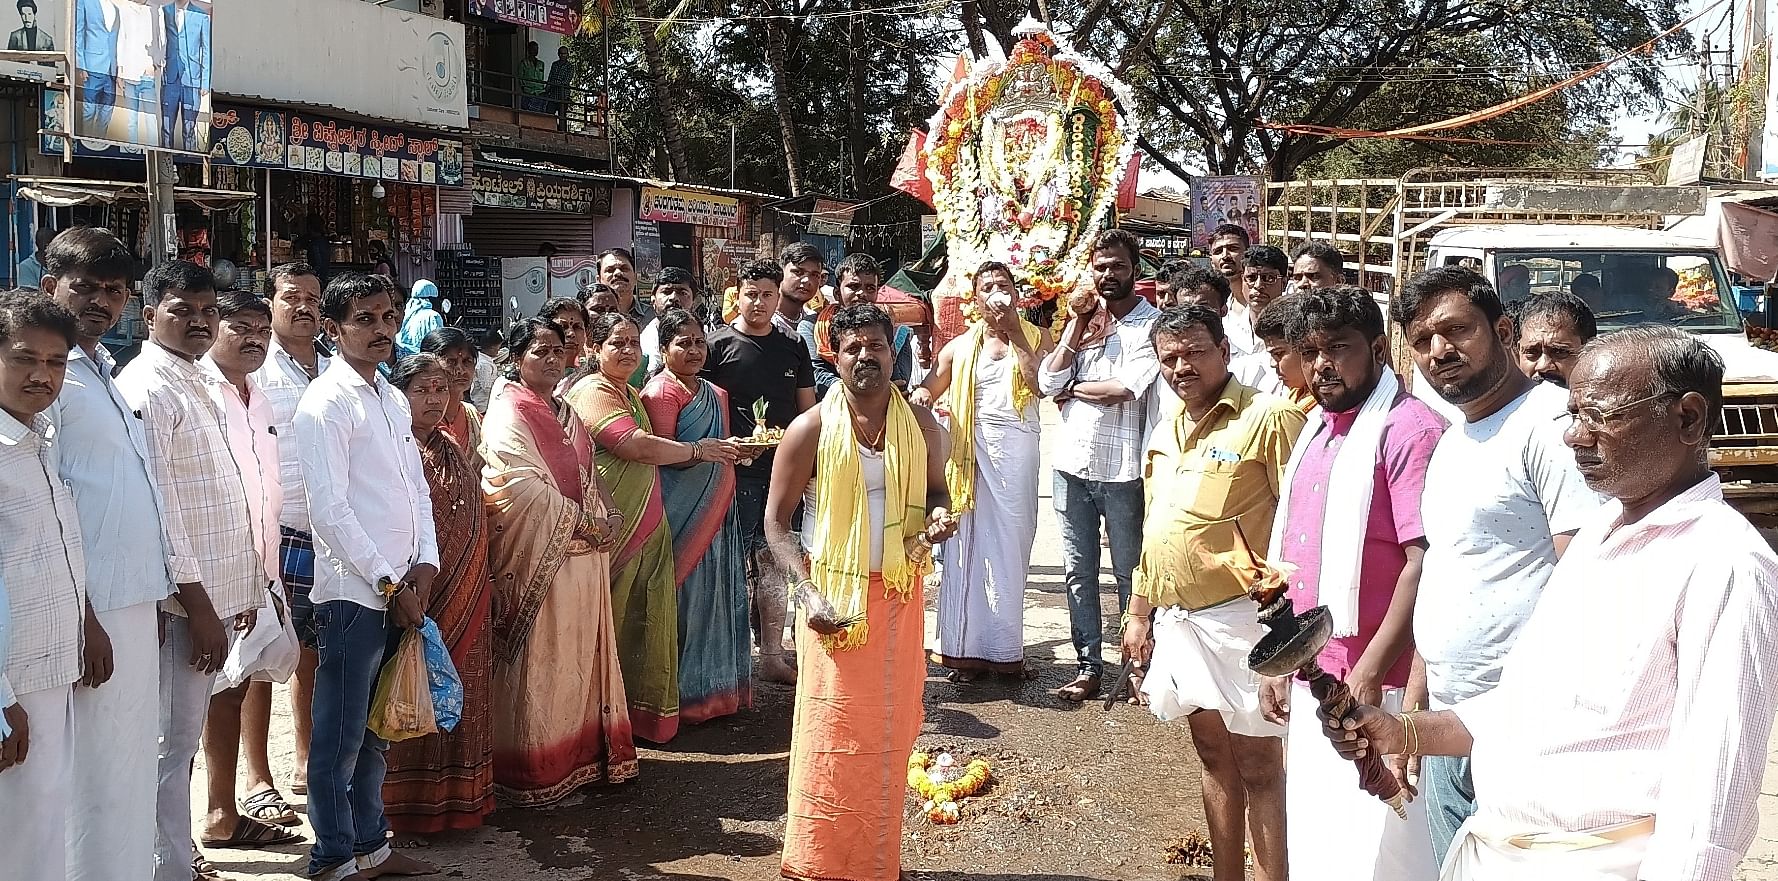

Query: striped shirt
[[0, 409, 86, 702], [1134, 377, 1306, 610], [1039, 298, 1162, 483], [117, 341, 263, 619], [1454, 474, 1778, 881]]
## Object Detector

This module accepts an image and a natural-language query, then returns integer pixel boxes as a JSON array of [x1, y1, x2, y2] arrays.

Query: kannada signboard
[[638, 186, 740, 228], [45, 97, 467, 188], [466, 0, 580, 36], [470, 165, 612, 214]]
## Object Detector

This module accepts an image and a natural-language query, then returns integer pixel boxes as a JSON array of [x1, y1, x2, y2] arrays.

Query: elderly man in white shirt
[[1038, 229, 1162, 702], [0, 292, 88, 881], [294, 272, 437, 881], [41, 228, 180, 880], [251, 261, 329, 800], [116, 261, 265, 881], [1325, 325, 1778, 881]]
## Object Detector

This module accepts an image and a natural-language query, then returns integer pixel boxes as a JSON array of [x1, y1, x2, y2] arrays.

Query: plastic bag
[[369, 628, 436, 742], [212, 589, 300, 695], [418, 618, 464, 733]]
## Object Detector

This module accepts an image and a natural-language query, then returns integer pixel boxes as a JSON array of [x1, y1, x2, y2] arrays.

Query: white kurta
[[934, 354, 1039, 670], [1447, 474, 1778, 881]]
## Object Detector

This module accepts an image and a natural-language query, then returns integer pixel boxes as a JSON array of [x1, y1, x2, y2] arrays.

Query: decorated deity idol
[[923, 17, 1136, 344]]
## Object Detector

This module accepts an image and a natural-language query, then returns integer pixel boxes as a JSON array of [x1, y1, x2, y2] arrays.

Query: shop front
[[637, 184, 753, 293], [462, 151, 615, 257], [39, 96, 468, 292]]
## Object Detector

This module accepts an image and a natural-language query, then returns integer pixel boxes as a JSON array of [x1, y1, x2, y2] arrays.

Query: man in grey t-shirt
[[1392, 266, 1601, 865]]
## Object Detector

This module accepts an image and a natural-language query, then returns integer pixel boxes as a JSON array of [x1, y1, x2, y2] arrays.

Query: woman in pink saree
[[483, 317, 638, 807]]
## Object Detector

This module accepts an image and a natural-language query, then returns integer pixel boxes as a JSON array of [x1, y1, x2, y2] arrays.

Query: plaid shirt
[[117, 341, 263, 619], [1039, 298, 1162, 483], [0, 409, 86, 704]]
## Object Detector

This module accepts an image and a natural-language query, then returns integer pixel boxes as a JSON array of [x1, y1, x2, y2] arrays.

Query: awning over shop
[[14, 177, 258, 210]]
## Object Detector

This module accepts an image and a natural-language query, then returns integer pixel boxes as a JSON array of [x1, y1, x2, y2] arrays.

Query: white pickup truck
[[1423, 223, 1778, 519]]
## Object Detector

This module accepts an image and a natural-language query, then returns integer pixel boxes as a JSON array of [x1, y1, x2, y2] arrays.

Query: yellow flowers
[[908, 751, 992, 824]]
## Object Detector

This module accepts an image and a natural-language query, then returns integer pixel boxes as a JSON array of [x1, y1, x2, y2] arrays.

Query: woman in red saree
[[640, 310, 752, 724], [564, 313, 740, 743], [421, 327, 485, 470], [382, 354, 496, 833], [483, 318, 639, 806]]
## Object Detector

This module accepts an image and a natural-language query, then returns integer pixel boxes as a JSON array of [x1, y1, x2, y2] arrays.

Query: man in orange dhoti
[[766, 304, 957, 881]]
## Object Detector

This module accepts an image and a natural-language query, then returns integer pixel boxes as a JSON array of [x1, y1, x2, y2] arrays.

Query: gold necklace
[[853, 410, 887, 449]]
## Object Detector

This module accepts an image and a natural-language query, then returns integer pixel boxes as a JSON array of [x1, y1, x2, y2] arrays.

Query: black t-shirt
[[701, 323, 814, 479]]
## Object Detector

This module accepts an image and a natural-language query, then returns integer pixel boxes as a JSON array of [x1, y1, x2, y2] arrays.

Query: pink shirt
[[1279, 390, 1445, 689]]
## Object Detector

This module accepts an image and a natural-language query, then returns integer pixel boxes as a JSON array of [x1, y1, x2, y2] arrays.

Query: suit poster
[[69, 0, 212, 152]]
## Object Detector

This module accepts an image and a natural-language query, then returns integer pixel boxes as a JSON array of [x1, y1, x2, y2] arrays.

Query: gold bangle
[[1398, 710, 1422, 758]]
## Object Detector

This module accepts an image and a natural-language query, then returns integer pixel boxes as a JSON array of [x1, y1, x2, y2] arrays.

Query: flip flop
[[191, 852, 222, 881], [201, 816, 303, 849], [241, 788, 300, 827]]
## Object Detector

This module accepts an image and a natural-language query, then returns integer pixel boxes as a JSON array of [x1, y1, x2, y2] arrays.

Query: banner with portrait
[[60, 0, 214, 153], [1189, 175, 1262, 248]]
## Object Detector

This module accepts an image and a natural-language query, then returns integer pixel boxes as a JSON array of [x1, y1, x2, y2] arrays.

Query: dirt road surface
[[186, 413, 1778, 881]]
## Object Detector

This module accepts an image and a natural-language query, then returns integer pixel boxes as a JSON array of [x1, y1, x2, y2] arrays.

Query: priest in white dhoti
[[914, 262, 1048, 681], [1263, 287, 1445, 881], [1323, 326, 1778, 881]]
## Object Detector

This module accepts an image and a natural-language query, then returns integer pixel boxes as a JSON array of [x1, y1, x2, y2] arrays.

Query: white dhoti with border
[[1441, 813, 1650, 881], [1286, 681, 1439, 881], [1140, 599, 1284, 738], [68, 600, 160, 881], [0, 685, 73, 881]]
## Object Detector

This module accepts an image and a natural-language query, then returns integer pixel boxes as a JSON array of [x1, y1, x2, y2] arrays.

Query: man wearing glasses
[[1324, 326, 1778, 881], [1227, 244, 1289, 358], [1387, 266, 1600, 867]]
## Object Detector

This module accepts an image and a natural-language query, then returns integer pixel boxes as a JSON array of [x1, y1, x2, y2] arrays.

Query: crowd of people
[[0, 219, 1773, 881]]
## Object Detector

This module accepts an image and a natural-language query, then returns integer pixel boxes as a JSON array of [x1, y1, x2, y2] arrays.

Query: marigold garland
[[907, 751, 993, 824]]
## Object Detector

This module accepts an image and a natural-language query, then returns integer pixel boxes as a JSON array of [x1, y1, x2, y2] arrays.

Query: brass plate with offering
[[735, 398, 786, 457]]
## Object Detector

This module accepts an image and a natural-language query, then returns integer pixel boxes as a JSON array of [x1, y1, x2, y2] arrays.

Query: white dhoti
[[1441, 813, 1650, 881], [1141, 599, 1284, 737], [934, 416, 1039, 672], [68, 601, 160, 881], [1286, 681, 1439, 881], [0, 685, 74, 881]]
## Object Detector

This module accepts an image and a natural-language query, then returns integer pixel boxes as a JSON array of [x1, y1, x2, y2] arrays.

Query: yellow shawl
[[944, 319, 1041, 514], [808, 388, 929, 651]]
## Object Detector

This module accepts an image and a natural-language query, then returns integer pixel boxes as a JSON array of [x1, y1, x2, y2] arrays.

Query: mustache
[[23, 382, 53, 393]]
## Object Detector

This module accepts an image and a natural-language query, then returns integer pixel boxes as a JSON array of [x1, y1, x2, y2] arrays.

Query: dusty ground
[[189, 413, 1778, 881], [192, 416, 1219, 881]]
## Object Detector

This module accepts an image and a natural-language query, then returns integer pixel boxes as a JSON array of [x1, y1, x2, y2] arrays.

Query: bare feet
[[364, 851, 437, 877], [1056, 673, 1101, 702], [759, 654, 798, 684]]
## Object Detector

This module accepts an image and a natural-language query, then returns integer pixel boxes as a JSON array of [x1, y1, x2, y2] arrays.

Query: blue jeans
[[81, 74, 116, 132], [1422, 753, 1476, 866], [306, 600, 393, 877], [126, 78, 155, 145], [1053, 471, 1144, 676]]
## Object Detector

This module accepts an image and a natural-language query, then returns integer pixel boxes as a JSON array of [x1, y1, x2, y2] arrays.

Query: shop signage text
[[639, 186, 740, 228], [42, 98, 467, 189], [471, 166, 613, 215], [466, 0, 581, 36]]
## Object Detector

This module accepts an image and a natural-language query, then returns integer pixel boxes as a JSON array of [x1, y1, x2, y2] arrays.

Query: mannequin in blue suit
[[161, 0, 208, 151]]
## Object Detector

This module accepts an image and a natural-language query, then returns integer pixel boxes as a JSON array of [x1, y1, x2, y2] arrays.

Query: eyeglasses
[[1563, 391, 1675, 432], [1244, 272, 1282, 285]]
